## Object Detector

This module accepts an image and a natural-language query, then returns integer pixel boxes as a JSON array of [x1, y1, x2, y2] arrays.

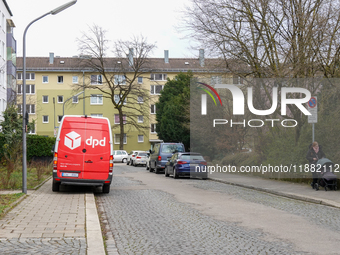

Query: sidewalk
[[209, 172, 340, 208], [0, 178, 105, 254]]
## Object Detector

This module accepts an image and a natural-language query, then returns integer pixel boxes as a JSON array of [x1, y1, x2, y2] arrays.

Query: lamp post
[[22, 0, 77, 194], [63, 91, 84, 116]]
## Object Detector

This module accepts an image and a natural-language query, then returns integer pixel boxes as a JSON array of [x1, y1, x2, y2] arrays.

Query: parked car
[[133, 151, 149, 167], [149, 143, 185, 174], [113, 150, 128, 163], [165, 152, 207, 179], [52, 115, 113, 193], [127, 150, 144, 165]]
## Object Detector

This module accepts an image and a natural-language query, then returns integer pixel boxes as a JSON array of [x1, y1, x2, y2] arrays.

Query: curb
[[86, 193, 106, 255], [209, 177, 340, 209]]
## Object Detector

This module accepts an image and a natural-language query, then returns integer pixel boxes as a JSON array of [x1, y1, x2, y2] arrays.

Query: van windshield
[[161, 144, 184, 153]]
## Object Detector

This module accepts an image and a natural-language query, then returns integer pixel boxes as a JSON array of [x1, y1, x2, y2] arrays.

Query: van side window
[[154, 144, 160, 154]]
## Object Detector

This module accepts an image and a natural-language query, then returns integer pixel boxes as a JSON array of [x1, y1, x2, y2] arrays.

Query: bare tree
[[76, 25, 156, 149], [183, 0, 340, 79], [182, 0, 340, 143]]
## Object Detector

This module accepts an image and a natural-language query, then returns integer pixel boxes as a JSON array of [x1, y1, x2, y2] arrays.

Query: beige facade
[[16, 53, 233, 152]]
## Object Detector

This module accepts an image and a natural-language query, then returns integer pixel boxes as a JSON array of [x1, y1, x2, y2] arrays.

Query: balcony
[[7, 60, 16, 77], [6, 33, 16, 52]]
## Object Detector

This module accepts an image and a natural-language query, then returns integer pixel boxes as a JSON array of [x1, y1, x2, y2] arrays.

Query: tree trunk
[[118, 107, 125, 150]]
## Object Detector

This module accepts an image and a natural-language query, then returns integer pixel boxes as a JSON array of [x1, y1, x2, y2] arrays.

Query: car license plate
[[140, 161, 145, 163], [62, 172, 78, 177]]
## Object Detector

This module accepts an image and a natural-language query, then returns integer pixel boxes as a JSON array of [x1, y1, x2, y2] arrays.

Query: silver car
[[127, 150, 144, 165], [133, 151, 149, 167], [113, 150, 128, 163]]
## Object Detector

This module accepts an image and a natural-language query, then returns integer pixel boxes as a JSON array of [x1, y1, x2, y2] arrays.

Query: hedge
[[0, 135, 56, 161]]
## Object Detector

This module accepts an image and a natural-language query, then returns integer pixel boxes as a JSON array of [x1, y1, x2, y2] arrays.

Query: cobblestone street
[[96, 165, 340, 255]]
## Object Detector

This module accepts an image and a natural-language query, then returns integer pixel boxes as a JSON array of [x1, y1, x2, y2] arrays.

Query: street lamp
[[63, 91, 84, 116], [22, 0, 77, 194]]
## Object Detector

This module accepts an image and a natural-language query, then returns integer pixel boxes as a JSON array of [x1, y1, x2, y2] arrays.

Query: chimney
[[128, 48, 134, 66], [49, 52, 54, 65], [164, 50, 169, 63], [199, 49, 204, 67]]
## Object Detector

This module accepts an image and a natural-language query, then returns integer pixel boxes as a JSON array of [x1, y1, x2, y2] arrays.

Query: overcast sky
[[10, 0, 198, 59]]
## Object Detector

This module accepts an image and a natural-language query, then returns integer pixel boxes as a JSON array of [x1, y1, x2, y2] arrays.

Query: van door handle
[[85, 160, 93, 163]]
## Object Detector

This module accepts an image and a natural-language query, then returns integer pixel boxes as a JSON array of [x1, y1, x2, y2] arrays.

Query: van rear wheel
[[103, 184, 110, 194], [52, 180, 60, 192]]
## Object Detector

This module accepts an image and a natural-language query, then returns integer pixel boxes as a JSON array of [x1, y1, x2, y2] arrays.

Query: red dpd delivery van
[[52, 115, 113, 193]]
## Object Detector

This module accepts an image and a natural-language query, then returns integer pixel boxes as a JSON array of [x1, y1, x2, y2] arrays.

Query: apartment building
[[16, 50, 235, 151], [0, 0, 16, 122]]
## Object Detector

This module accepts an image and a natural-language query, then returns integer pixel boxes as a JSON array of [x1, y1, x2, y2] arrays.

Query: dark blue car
[[165, 152, 208, 179]]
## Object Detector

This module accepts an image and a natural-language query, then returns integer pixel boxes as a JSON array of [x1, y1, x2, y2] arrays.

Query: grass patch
[[0, 193, 25, 219], [0, 161, 52, 190]]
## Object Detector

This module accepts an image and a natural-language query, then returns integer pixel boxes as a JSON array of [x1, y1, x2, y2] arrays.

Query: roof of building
[[16, 56, 236, 73], [2, 0, 12, 16]]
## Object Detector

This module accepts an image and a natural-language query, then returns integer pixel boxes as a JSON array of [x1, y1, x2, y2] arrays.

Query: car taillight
[[132, 155, 136, 157], [158, 156, 161, 161], [200, 162, 207, 165], [177, 161, 188, 164], [109, 155, 113, 173], [136, 156, 141, 159], [53, 152, 58, 170]]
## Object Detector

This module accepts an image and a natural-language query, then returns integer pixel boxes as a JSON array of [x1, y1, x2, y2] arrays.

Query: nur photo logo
[[197, 82, 223, 115]]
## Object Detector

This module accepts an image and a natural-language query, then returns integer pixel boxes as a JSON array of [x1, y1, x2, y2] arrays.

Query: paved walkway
[[210, 172, 340, 208], [0, 178, 105, 254]]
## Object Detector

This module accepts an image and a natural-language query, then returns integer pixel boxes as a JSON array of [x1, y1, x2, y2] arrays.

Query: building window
[[58, 115, 63, 123], [151, 104, 156, 114], [91, 75, 102, 85], [233, 75, 244, 85], [114, 94, 126, 105], [72, 95, 79, 103], [42, 95, 49, 103], [29, 124, 36, 134], [150, 85, 163, 95], [211, 76, 222, 85], [17, 84, 35, 94], [17, 73, 22, 80], [137, 96, 143, 103], [114, 133, 127, 144], [138, 77, 143, 84], [42, 76, 48, 83], [25, 73, 35, 80], [58, 76, 64, 83], [91, 114, 103, 117], [150, 73, 167, 81], [137, 115, 144, 123], [90, 94, 103, 105], [17, 104, 22, 114], [138, 135, 144, 143], [151, 124, 156, 133], [26, 104, 35, 114], [114, 75, 126, 85], [42, 115, 49, 123], [57, 95, 63, 103], [26, 84, 35, 94], [114, 114, 127, 124], [72, 76, 79, 83]]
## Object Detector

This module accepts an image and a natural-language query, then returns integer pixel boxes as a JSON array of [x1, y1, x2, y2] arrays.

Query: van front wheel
[[103, 184, 110, 194], [52, 180, 60, 192]]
